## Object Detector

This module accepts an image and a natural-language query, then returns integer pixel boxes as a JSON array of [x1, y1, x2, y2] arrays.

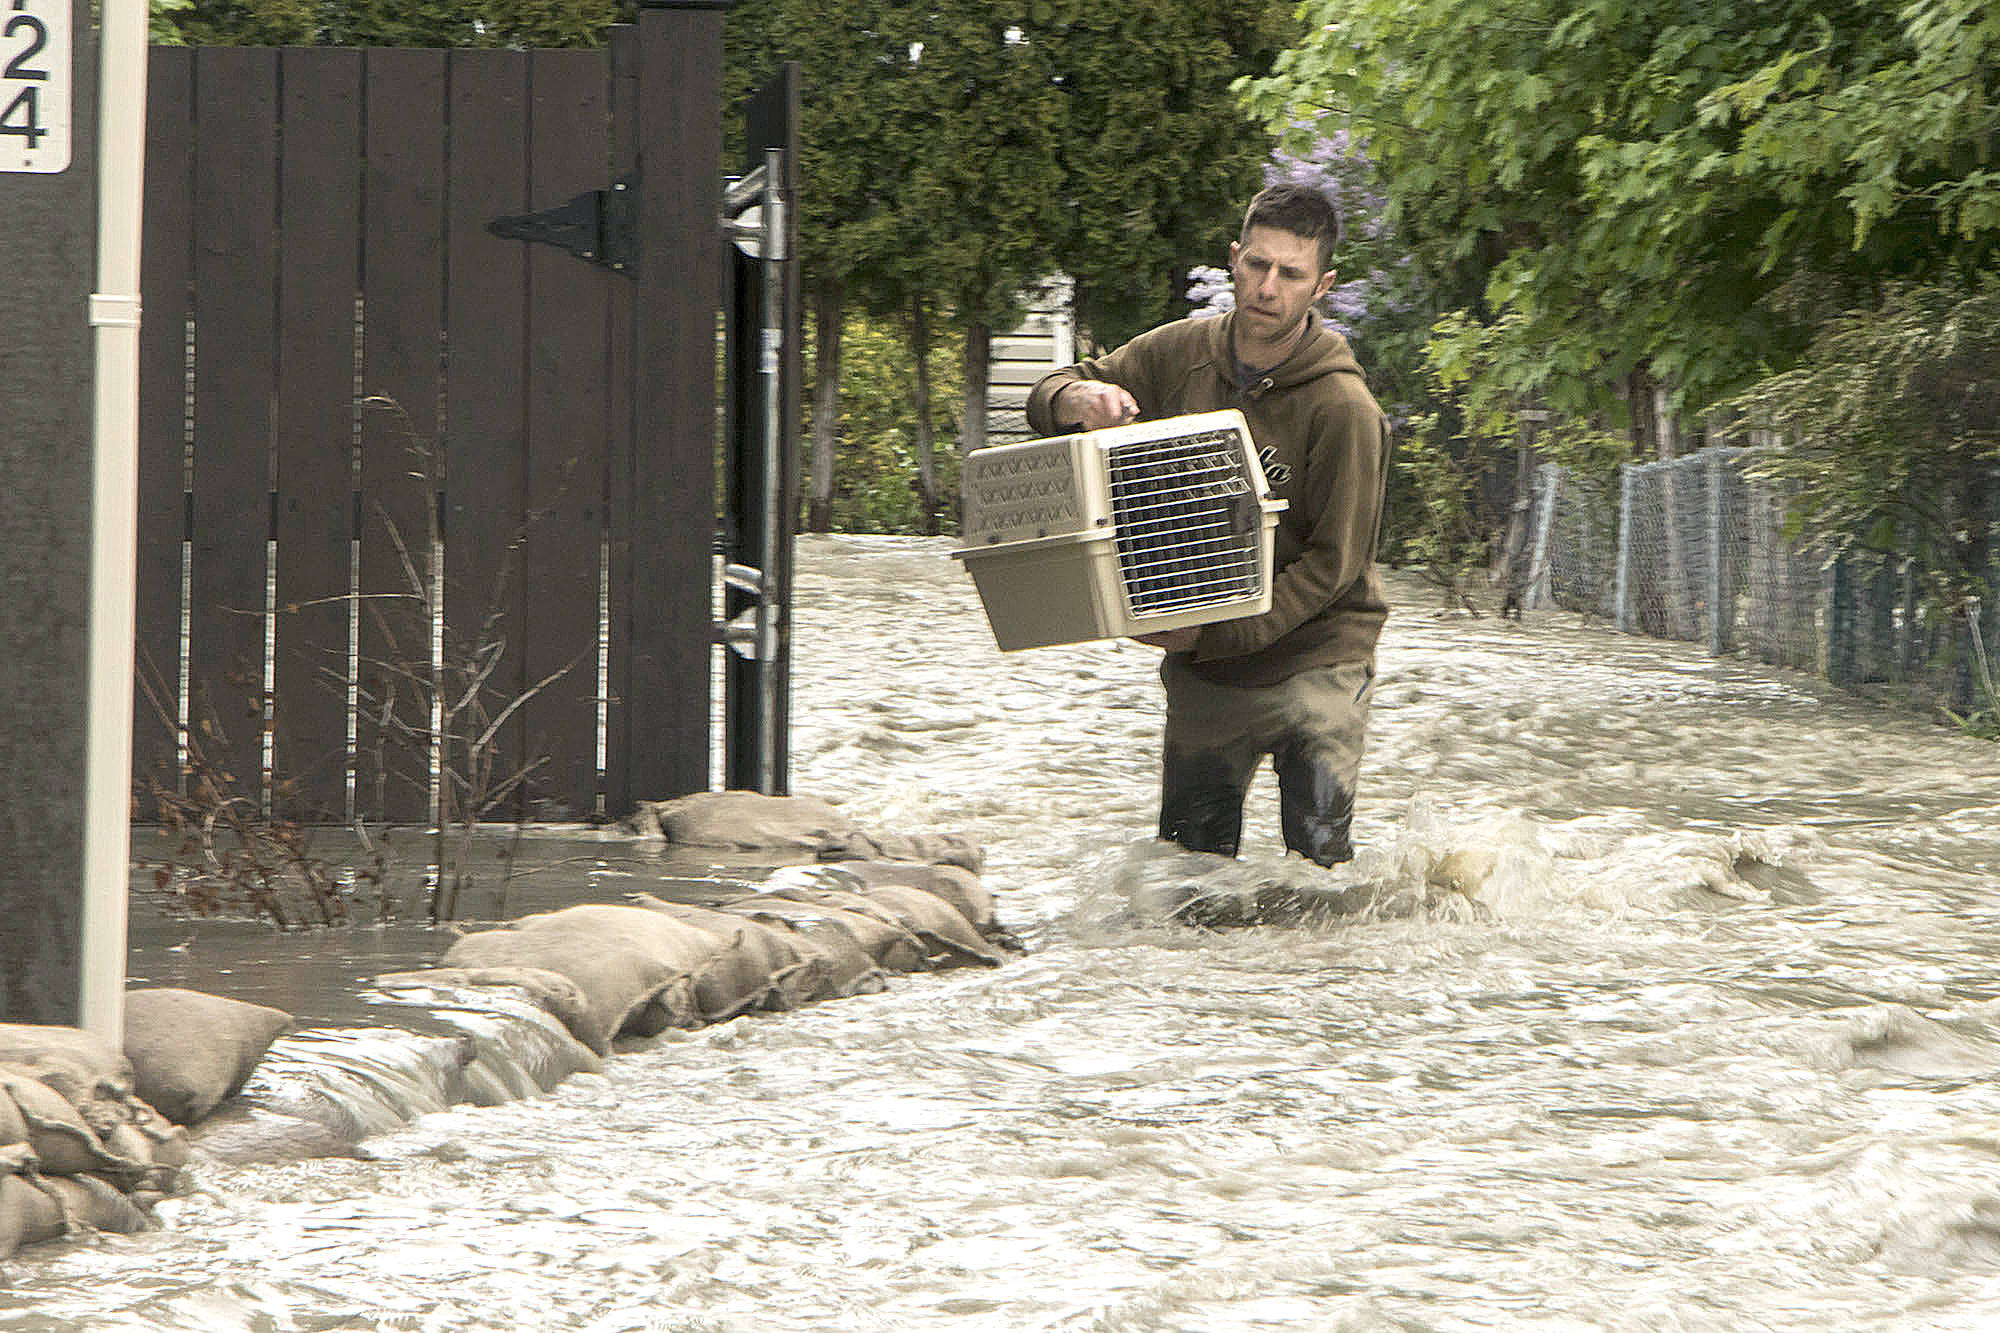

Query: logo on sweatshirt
[[1259, 445, 1292, 486]]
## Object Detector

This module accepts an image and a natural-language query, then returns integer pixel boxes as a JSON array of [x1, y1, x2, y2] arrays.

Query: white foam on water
[[9, 536, 2000, 1330]]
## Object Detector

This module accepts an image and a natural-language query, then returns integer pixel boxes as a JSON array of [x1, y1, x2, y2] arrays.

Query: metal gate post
[[1706, 449, 1724, 655], [1613, 463, 1635, 633], [719, 65, 800, 795], [1827, 555, 1856, 685]]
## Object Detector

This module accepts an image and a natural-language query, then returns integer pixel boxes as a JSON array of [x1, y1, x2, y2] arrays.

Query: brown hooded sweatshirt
[[1025, 309, 1390, 687]]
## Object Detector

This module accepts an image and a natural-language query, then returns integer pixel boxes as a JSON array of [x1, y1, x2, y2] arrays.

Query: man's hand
[[1056, 381, 1140, 430], [1133, 627, 1200, 652]]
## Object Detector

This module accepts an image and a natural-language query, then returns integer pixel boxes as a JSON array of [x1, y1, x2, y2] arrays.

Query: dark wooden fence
[[137, 12, 724, 825]]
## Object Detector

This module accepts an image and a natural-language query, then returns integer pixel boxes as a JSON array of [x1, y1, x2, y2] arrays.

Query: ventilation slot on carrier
[[1105, 429, 1262, 617], [951, 410, 1287, 651]]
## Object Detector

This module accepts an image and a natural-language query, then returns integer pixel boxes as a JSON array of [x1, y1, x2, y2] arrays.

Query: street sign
[[2, 0, 69, 173]]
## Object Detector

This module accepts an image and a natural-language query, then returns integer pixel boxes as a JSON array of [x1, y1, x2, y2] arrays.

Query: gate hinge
[[488, 175, 638, 273]]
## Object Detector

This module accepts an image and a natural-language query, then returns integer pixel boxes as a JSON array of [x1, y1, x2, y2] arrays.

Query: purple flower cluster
[[1185, 265, 1234, 317], [1187, 123, 1415, 338], [1264, 126, 1390, 244]]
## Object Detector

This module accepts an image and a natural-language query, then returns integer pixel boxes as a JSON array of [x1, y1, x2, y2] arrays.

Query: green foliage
[[1240, 0, 2000, 423], [802, 312, 964, 534], [727, 2, 1292, 513], [892, 11, 1068, 334], [1699, 0, 2000, 251], [728, 1, 1286, 348], [726, 7, 919, 298], [161, 0, 617, 46], [1725, 280, 2000, 615], [1420, 310, 1629, 475], [1944, 607, 2000, 739], [1387, 426, 1484, 592], [1048, 0, 1291, 347], [151, 0, 196, 43], [1393, 309, 1627, 589]]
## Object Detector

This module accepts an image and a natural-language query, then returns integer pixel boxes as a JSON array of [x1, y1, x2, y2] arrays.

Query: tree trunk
[[807, 283, 842, 533], [1653, 384, 1682, 460], [959, 320, 990, 458], [1652, 380, 1692, 637], [910, 295, 940, 535]]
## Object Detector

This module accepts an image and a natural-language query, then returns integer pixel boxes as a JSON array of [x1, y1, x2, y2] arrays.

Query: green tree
[[1407, 310, 1627, 590], [164, 0, 618, 47], [1240, 0, 2000, 423], [728, 4, 940, 532], [1726, 281, 2000, 614], [903, 13, 1066, 465], [801, 311, 964, 535], [1045, 0, 1291, 349]]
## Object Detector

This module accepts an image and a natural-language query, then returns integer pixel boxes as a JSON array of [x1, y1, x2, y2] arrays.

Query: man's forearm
[[1026, 367, 1089, 435]]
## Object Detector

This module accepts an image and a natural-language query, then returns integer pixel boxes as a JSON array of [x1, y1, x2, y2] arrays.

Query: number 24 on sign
[[2, 0, 70, 174]]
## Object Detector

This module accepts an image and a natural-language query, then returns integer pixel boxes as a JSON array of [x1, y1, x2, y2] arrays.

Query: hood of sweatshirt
[[1212, 309, 1367, 396]]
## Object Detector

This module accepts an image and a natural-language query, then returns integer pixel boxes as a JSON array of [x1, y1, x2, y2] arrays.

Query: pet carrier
[[952, 409, 1286, 651]]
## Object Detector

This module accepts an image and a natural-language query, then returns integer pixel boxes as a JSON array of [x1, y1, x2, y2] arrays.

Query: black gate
[[136, 5, 767, 823], [720, 64, 800, 795]]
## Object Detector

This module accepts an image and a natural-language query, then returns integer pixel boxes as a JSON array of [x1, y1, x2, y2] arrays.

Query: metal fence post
[[1706, 449, 1724, 655], [719, 64, 799, 796], [1827, 555, 1856, 686], [1613, 463, 1635, 633]]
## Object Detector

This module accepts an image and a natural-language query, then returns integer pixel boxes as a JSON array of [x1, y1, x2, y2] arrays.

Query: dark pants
[[1157, 657, 1373, 868]]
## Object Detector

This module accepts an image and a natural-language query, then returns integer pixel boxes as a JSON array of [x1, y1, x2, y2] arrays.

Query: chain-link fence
[[1524, 462, 1619, 620], [1523, 448, 2000, 713]]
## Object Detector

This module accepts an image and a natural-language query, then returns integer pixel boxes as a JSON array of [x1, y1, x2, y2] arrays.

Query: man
[[1025, 183, 1391, 867]]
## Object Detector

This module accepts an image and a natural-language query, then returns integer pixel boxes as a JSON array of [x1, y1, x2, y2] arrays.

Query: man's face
[[1229, 225, 1335, 348]]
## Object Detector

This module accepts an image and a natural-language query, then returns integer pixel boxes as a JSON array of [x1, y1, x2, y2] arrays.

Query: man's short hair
[[1241, 184, 1342, 273]]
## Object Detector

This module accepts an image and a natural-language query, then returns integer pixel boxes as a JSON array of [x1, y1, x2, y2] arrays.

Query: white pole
[[79, 0, 148, 1041], [1613, 464, 1635, 635], [1524, 461, 1558, 611], [1051, 274, 1075, 368]]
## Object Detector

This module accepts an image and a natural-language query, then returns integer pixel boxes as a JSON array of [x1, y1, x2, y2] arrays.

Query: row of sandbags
[[407, 860, 1020, 1056], [0, 1023, 197, 1259], [0, 986, 297, 1259], [0, 850, 1014, 1258]]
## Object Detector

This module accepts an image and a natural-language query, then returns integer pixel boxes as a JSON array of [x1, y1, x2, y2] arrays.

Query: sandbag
[[40, 1173, 149, 1236], [123, 988, 294, 1126], [373, 966, 597, 1056], [721, 894, 929, 974], [823, 830, 984, 873], [631, 897, 831, 1014], [446, 904, 730, 1047], [0, 1173, 64, 1259], [813, 860, 1015, 948], [760, 880, 1005, 968], [0, 1025, 134, 1105], [849, 884, 1008, 968], [641, 790, 856, 852], [511, 906, 720, 1035], [0, 1072, 126, 1177], [618, 976, 702, 1039], [0, 1081, 27, 1148], [442, 927, 674, 1055], [513, 905, 721, 973], [766, 914, 888, 999]]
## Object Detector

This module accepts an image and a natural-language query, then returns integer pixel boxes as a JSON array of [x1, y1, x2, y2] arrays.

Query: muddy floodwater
[[8, 534, 2000, 1331]]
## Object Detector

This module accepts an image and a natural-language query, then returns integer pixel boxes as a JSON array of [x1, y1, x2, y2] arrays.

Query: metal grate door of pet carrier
[[952, 409, 1286, 650]]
